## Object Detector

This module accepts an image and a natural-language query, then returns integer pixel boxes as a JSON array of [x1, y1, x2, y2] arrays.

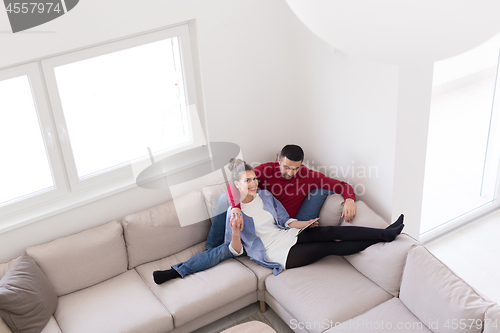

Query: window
[[0, 75, 54, 204], [421, 34, 500, 238], [0, 63, 66, 215], [42, 24, 203, 190], [0, 23, 205, 230]]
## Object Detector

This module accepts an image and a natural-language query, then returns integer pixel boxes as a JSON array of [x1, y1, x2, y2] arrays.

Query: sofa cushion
[[484, 304, 500, 333], [265, 256, 393, 333], [122, 191, 211, 269], [317, 194, 344, 226], [400, 245, 495, 333], [234, 256, 273, 296], [135, 245, 257, 327], [344, 234, 418, 297], [325, 297, 432, 332], [55, 270, 172, 333], [0, 253, 58, 333], [335, 201, 418, 298], [201, 181, 227, 218], [26, 220, 128, 296], [40, 317, 62, 333]]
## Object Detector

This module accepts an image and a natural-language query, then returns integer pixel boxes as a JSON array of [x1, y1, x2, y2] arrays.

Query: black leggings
[[285, 225, 392, 269]]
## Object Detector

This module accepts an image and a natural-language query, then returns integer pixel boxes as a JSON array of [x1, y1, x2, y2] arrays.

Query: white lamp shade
[[286, 0, 500, 64]]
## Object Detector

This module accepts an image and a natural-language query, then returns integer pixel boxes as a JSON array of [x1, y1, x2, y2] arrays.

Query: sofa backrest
[[201, 181, 227, 220], [400, 245, 495, 333], [484, 304, 500, 333], [122, 190, 211, 269], [0, 257, 19, 280], [26, 220, 128, 297]]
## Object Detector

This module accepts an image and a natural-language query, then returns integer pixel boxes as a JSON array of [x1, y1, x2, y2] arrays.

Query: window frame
[[0, 22, 207, 232], [0, 62, 68, 215], [420, 39, 500, 242], [40, 24, 202, 191]]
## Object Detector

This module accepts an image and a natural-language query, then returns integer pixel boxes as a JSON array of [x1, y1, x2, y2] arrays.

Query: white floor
[[425, 208, 500, 304]]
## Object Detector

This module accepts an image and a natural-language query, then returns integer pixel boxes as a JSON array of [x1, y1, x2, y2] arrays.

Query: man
[[153, 144, 357, 284], [225, 144, 356, 224]]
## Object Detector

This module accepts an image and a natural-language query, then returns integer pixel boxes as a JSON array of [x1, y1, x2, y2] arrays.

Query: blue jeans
[[173, 193, 233, 278], [171, 243, 234, 278], [205, 193, 230, 250], [173, 189, 334, 278], [295, 188, 335, 221]]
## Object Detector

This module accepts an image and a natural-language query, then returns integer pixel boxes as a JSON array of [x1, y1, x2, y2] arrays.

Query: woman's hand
[[230, 208, 243, 230], [289, 218, 319, 229], [230, 211, 244, 233], [341, 199, 356, 223], [305, 218, 320, 228], [229, 212, 244, 254]]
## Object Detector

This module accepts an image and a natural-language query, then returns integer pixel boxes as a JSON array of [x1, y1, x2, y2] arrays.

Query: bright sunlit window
[[421, 34, 500, 236], [53, 37, 189, 180], [0, 23, 204, 229], [0, 75, 54, 205]]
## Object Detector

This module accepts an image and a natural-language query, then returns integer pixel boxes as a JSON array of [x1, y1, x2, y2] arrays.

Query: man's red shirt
[[228, 162, 355, 218]]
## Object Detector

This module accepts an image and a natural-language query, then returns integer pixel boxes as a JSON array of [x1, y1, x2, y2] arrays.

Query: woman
[[225, 159, 404, 275]]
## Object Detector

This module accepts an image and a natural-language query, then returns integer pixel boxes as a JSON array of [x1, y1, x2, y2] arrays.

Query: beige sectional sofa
[[1, 183, 499, 333]]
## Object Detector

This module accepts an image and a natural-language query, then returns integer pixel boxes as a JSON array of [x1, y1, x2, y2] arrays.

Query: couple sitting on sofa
[[153, 145, 404, 283]]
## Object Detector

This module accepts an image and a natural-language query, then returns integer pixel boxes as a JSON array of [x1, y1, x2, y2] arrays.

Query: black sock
[[153, 269, 181, 284], [387, 214, 404, 229], [383, 223, 404, 242]]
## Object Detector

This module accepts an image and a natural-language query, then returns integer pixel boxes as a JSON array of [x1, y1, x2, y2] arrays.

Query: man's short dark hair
[[279, 145, 304, 162]]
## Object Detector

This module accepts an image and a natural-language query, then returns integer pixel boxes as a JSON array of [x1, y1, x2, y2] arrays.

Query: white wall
[[292, 25, 400, 220], [0, 0, 435, 261], [291, 23, 434, 238], [391, 65, 433, 238], [0, 0, 303, 261]]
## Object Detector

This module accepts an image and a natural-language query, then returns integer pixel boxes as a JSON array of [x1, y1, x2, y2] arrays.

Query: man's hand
[[341, 199, 356, 222]]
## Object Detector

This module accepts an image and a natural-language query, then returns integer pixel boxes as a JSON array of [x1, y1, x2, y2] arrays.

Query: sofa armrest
[[485, 304, 500, 333], [344, 233, 418, 297], [400, 245, 495, 333]]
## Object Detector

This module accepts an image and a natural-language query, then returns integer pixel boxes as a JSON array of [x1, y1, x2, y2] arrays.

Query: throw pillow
[[295, 188, 336, 221], [0, 253, 58, 333], [201, 181, 228, 218]]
